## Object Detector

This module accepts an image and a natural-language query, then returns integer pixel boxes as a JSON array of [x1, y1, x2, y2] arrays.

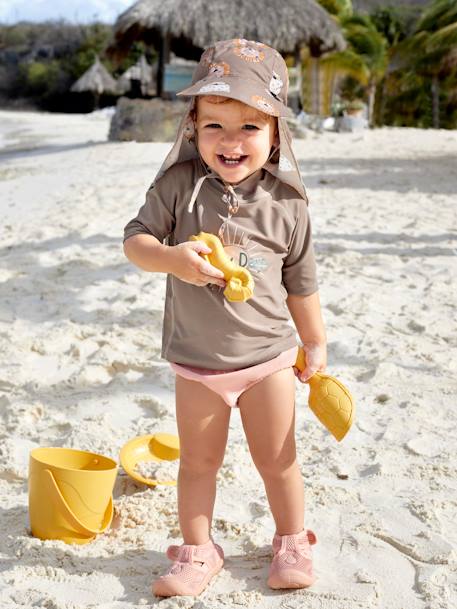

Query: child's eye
[[243, 124, 259, 130], [204, 123, 221, 129]]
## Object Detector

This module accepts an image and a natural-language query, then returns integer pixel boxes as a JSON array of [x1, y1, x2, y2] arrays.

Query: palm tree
[[320, 13, 388, 125], [397, 0, 457, 128]]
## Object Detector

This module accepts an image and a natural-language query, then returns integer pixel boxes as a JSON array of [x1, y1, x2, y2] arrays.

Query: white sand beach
[[0, 108, 456, 609]]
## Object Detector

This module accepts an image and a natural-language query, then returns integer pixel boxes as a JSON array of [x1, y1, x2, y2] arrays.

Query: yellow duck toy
[[295, 347, 355, 441], [190, 232, 254, 302]]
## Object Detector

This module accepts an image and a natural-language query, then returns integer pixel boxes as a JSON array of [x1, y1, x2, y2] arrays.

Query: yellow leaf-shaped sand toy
[[190, 232, 254, 302], [120, 433, 180, 486], [295, 347, 355, 442]]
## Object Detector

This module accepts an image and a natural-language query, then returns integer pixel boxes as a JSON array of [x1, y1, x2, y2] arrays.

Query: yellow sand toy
[[28, 447, 117, 545], [190, 231, 254, 302], [28, 435, 180, 545], [295, 347, 355, 442], [119, 433, 180, 486]]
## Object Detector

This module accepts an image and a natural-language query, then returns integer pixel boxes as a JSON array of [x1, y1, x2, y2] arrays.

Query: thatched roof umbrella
[[112, 0, 346, 96], [71, 56, 118, 97], [117, 54, 157, 96]]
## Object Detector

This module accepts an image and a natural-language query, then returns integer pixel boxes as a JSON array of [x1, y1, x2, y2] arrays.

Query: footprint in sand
[[327, 303, 344, 316]]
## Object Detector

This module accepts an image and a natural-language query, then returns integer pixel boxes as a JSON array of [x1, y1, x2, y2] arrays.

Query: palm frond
[[427, 22, 457, 52], [415, 0, 457, 33], [321, 49, 369, 84]]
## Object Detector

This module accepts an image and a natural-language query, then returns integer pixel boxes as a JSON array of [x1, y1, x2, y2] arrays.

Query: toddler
[[123, 38, 327, 597]]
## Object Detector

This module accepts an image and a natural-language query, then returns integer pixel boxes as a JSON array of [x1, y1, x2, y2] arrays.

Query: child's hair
[[193, 95, 277, 125]]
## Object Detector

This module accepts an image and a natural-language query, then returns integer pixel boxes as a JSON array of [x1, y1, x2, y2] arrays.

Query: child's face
[[195, 96, 278, 185]]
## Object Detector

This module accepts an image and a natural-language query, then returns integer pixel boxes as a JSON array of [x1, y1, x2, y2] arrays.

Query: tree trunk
[[431, 75, 440, 129], [378, 79, 387, 127], [329, 69, 338, 115], [310, 57, 320, 116], [367, 80, 376, 127], [294, 44, 303, 110], [157, 32, 171, 98]]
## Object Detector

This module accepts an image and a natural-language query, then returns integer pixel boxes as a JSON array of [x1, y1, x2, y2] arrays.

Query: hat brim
[[177, 75, 294, 118]]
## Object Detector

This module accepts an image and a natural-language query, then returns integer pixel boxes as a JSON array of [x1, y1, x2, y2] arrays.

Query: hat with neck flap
[[153, 38, 308, 211]]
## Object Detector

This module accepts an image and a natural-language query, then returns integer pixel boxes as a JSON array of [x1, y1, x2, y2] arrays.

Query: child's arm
[[286, 291, 327, 382], [124, 234, 226, 288]]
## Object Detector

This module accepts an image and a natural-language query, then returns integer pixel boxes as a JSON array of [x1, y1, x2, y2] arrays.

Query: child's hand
[[294, 342, 327, 383], [169, 241, 226, 288]]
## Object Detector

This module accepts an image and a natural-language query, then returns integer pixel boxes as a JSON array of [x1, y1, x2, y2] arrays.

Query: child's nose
[[221, 132, 242, 147]]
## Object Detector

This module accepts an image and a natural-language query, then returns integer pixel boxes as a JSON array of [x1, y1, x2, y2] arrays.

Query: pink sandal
[[267, 529, 317, 589], [152, 539, 224, 597]]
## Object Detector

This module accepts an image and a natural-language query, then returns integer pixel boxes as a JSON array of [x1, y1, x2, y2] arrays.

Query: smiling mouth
[[217, 154, 248, 166]]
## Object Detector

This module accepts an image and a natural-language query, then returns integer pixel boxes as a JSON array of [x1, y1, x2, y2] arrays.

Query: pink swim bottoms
[[170, 346, 298, 408]]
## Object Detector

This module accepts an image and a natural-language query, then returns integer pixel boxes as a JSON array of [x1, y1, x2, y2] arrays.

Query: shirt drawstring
[[187, 171, 240, 218], [187, 172, 219, 213]]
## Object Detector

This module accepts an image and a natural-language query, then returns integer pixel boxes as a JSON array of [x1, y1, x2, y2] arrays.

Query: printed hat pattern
[[152, 39, 308, 204], [178, 38, 291, 118]]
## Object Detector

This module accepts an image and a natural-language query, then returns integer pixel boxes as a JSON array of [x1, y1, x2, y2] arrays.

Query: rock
[[109, 97, 189, 142], [335, 115, 368, 132]]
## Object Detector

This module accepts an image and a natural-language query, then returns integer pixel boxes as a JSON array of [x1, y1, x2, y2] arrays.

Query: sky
[[0, 0, 134, 24]]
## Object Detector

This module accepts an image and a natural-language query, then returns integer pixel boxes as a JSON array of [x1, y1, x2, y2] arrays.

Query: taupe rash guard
[[124, 158, 318, 370]]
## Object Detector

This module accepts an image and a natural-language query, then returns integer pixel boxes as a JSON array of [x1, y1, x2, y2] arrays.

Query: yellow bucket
[[28, 447, 118, 545]]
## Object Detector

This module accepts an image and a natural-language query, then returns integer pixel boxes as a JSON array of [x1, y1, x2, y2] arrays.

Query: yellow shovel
[[295, 347, 355, 442]]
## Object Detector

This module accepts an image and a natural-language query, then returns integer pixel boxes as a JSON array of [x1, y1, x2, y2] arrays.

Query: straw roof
[[71, 57, 118, 95], [114, 0, 346, 58], [117, 54, 157, 94]]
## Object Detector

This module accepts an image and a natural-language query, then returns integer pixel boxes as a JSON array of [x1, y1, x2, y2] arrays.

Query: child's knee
[[179, 451, 224, 476], [254, 453, 297, 480]]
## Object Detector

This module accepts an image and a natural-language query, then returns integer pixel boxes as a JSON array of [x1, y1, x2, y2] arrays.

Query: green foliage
[[318, 0, 353, 19], [370, 6, 409, 46], [0, 22, 154, 111], [0, 24, 29, 48], [321, 49, 369, 84], [339, 75, 365, 102], [25, 61, 57, 93], [321, 10, 388, 122], [113, 41, 151, 76], [341, 13, 388, 79], [415, 0, 457, 34], [316, 0, 457, 128], [384, 0, 457, 127], [404, 0, 457, 70], [16, 59, 70, 105]]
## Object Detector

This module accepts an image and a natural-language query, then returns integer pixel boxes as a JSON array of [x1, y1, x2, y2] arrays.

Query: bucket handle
[[43, 469, 114, 536]]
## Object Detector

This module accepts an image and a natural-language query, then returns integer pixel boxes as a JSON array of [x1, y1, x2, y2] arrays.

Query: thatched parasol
[[112, 0, 346, 95], [71, 57, 118, 95], [117, 54, 157, 95], [114, 0, 345, 56]]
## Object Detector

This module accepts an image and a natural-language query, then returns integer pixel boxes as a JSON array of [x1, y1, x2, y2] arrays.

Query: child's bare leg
[[175, 375, 231, 545], [238, 367, 304, 535]]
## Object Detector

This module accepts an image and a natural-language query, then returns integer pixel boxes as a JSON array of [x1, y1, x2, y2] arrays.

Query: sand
[[0, 108, 456, 609]]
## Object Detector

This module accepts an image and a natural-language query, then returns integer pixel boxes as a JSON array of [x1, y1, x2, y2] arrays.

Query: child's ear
[[272, 121, 279, 147]]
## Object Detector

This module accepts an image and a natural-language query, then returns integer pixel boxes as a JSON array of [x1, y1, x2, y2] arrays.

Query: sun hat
[[177, 38, 293, 118]]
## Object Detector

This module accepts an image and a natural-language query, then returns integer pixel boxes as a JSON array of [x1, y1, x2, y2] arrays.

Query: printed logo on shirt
[[218, 221, 269, 276]]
